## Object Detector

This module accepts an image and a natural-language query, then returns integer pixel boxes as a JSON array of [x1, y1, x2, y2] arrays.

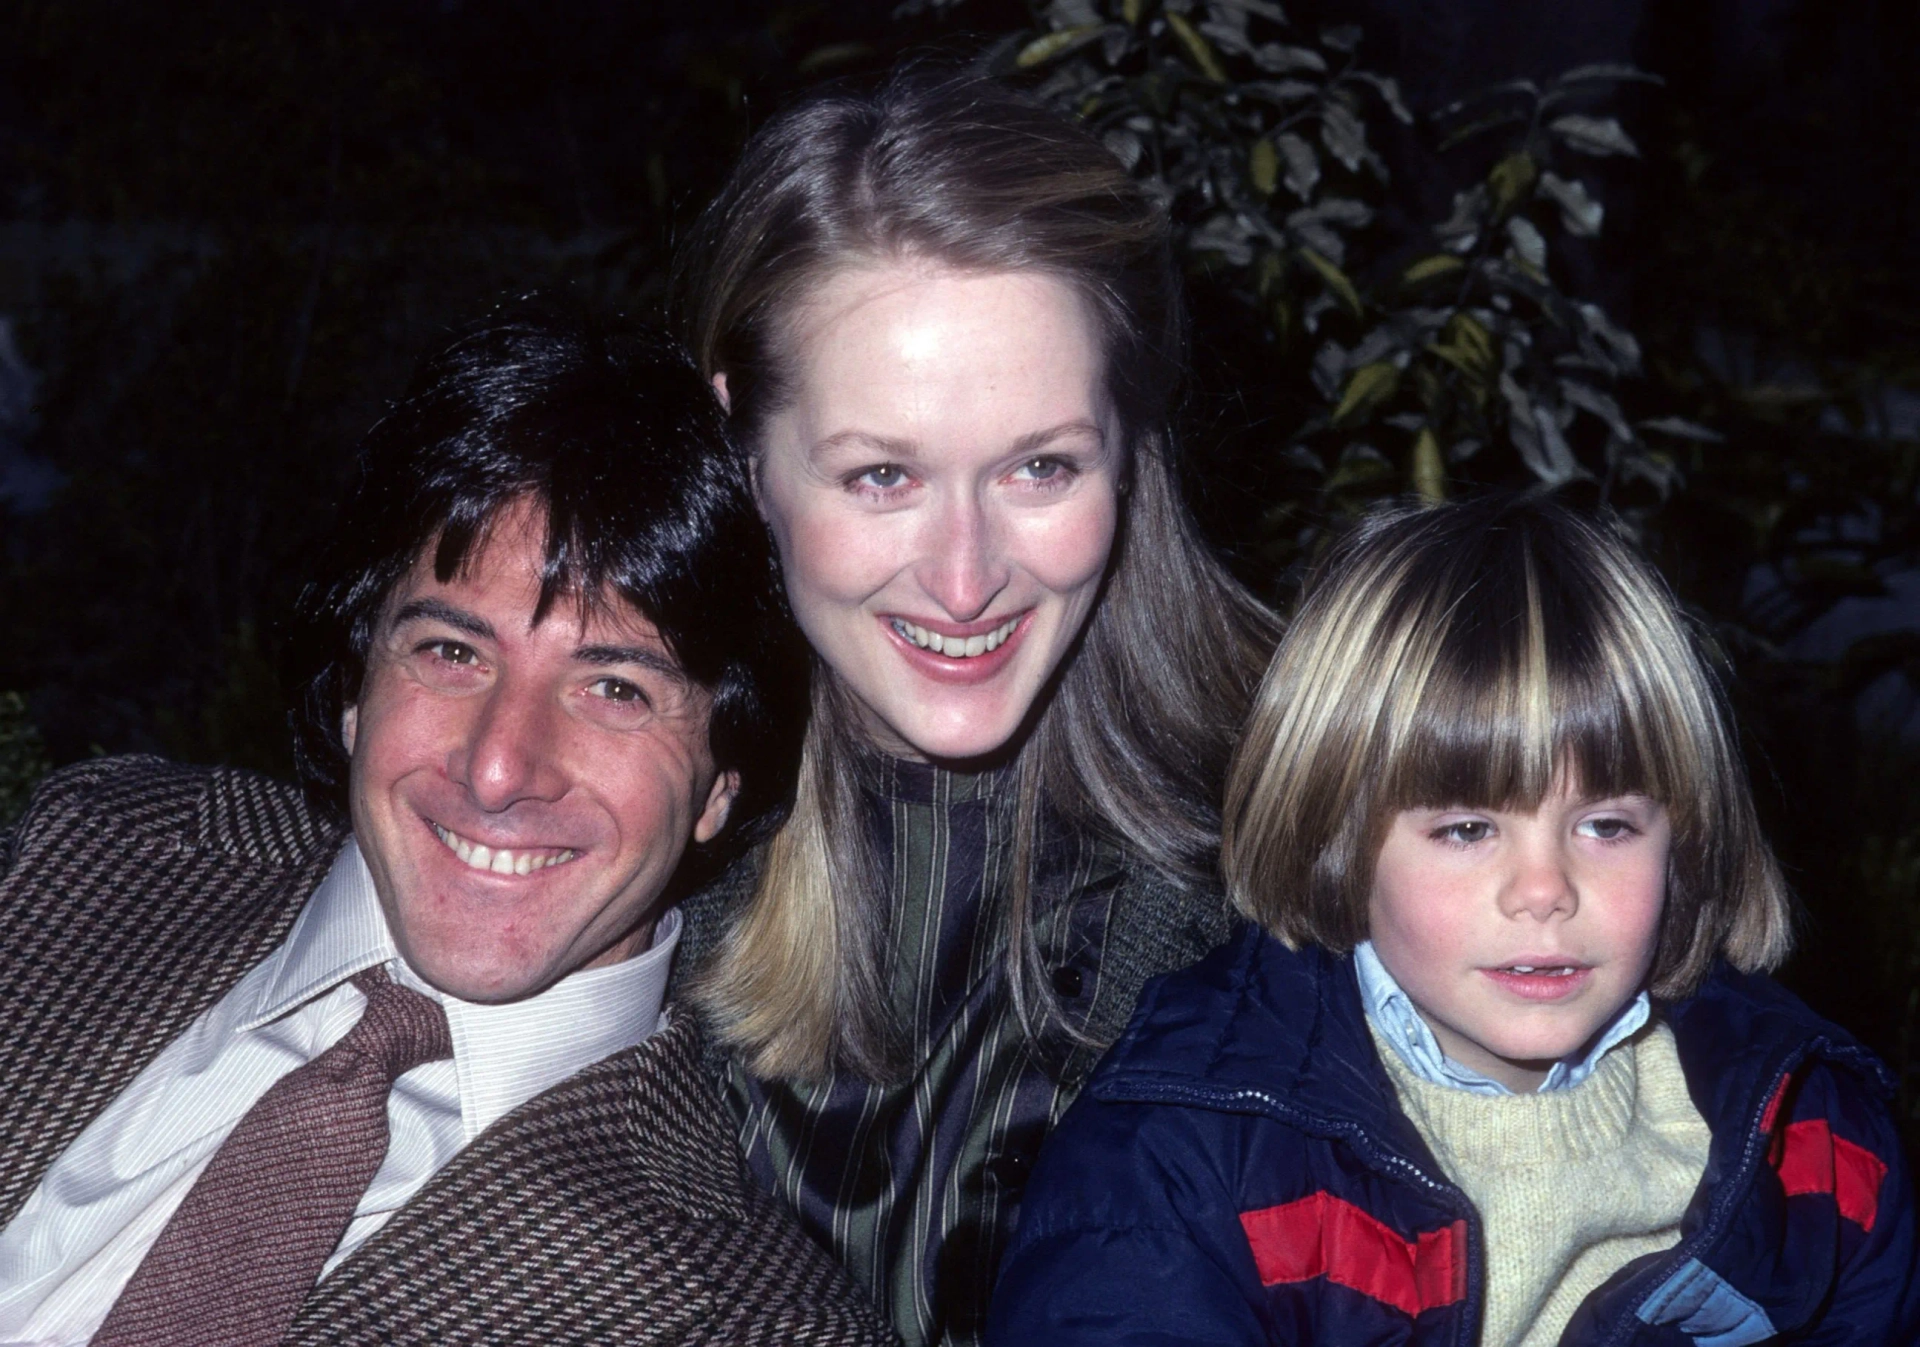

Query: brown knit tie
[[94, 965, 454, 1347]]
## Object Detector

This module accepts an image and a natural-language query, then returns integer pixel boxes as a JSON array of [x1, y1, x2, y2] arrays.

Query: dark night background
[[1, 0, 1916, 1152]]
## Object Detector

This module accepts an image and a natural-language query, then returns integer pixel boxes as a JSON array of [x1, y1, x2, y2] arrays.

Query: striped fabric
[[699, 758, 1233, 1347]]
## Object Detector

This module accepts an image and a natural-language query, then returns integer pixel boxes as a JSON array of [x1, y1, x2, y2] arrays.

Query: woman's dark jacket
[[988, 924, 1918, 1345]]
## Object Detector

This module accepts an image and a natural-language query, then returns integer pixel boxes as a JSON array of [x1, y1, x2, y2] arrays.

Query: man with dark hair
[[0, 309, 887, 1345]]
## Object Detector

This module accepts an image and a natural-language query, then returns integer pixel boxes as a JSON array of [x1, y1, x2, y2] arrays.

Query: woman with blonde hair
[[672, 67, 1277, 1346]]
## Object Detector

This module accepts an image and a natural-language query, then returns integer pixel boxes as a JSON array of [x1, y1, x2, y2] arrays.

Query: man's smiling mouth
[[431, 821, 578, 875]]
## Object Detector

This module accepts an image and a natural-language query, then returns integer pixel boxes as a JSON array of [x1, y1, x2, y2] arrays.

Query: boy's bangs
[[1376, 539, 1693, 817]]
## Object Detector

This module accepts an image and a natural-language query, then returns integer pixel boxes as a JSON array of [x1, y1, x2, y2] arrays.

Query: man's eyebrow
[[389, 598, 495, 641], [575, 644, 688, 681]]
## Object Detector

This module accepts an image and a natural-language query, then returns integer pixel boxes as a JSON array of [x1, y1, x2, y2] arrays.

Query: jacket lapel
[[0, 759, 340, 1224], [289, 1013, 764, 1341]]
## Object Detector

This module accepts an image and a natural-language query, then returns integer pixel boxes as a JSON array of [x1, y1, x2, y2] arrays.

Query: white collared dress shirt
[[0, 838, 681, 1347]]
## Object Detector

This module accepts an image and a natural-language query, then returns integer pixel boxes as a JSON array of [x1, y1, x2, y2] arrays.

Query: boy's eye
[[1580, 816, 1636, 841]]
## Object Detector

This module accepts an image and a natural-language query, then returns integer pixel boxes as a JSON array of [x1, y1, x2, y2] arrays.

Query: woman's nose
[[916, 492, 1010, 622], [450, 678, 569, 812]]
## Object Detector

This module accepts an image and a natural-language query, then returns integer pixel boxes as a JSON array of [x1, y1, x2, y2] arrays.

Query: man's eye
[[424, 640, 479, 665], [854, 463, 908, 490], [588, 677, 650, 707]]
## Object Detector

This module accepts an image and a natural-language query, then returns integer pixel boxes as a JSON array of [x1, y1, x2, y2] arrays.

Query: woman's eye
[[1012, 456, 1068, 483], [853, 463, 909, 490]]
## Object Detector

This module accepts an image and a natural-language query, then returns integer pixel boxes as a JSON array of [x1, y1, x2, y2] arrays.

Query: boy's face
[[1367, 779, 1669, 1092]]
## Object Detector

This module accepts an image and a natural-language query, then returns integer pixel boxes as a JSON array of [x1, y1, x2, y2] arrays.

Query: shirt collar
[[242, 836, 681, 1141], [1353, 939, 1650, 1097]]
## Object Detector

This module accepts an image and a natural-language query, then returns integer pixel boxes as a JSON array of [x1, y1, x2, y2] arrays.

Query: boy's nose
[[1501, 847, 1578, 921]]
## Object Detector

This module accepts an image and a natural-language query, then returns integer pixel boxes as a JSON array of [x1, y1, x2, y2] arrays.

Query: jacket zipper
[[1102, 1077, 1485, 1347]]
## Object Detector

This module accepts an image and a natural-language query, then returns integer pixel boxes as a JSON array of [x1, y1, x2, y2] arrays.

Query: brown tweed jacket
[[0, 756, 896, 1346]]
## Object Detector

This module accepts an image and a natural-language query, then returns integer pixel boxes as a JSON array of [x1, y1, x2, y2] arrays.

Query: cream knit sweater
[[1372, 1020, 1713, 1346]]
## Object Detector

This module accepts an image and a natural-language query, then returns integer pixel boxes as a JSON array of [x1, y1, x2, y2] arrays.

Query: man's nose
[[1500, 842, 1578, 921], [915, 491, 1010, 622], [450, 677, 568, 812]]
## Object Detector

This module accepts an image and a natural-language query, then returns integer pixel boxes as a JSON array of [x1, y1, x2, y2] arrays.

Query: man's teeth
[[891, 615, 1021, 658], [432, 823, 576, 875]]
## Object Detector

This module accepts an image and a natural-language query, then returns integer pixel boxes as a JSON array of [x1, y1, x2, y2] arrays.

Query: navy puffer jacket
[[988, 924, 1917, 1345]]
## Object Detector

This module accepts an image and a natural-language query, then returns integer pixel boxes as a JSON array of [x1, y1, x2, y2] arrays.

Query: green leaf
[[1488, 151, 1537, 213], [1165, 12, 1228, 83], [1411, 427, 1447, 501], [1275, 131, 1318, 198], [1016, 25, 1103, 69], [1548, 114, 1640, 158], [1333, 361, 1401, 424], [1638, 416, 1725, 443], [1249, 137, 1279, 197], [1402, 254, 1466, 286], [1298, 247, 1363, 316], [1538, 172, 1603, 236], [1445, 312, 1496, 369]]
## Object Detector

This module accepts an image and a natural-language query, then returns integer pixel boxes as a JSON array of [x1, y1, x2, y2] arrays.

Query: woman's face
[[751, 261, 1122, 761]]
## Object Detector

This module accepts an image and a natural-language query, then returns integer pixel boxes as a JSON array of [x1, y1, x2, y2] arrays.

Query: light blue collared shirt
[[1354, 939, 1650, 1097]]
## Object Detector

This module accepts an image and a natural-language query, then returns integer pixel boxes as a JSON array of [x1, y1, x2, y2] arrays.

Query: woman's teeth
[[432, 822, 576, 875], [891, 615, 1021, 658]]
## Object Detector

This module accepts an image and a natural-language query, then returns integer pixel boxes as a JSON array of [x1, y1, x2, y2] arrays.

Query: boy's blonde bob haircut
[[1223, 494, 1793, 999]]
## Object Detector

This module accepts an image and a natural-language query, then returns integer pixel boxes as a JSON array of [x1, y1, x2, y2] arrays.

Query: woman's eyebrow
[[812, 429, 917, 460], [812, 420, 1104, 460]]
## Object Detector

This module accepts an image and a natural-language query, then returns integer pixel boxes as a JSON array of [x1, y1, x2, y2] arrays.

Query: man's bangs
[[426, 486, 689, 663]]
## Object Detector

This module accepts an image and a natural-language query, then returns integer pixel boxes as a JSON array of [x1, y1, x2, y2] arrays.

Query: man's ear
[[710, 371, 730, 412], [693, 769, 740, 845], [340, 704, 359, 757]]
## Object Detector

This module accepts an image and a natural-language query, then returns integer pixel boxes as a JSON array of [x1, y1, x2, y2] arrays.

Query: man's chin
[[395, 940, 558, 1005]]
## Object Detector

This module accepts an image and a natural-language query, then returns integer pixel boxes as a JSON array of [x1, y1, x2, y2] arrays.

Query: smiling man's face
[[342, 501, 737, 1003]]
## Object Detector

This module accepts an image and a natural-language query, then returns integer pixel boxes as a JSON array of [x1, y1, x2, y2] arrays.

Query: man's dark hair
[[289, 302, 807, 866]]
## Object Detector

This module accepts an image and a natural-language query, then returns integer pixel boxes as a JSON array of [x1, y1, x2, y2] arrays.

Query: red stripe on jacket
[[1240, 1192, 1467, 1317], [1775, 1119, 1889, 1232]]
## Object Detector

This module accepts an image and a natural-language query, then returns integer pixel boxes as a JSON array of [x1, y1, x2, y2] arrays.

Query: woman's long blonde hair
[[674, 68, 1277, 1081]]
